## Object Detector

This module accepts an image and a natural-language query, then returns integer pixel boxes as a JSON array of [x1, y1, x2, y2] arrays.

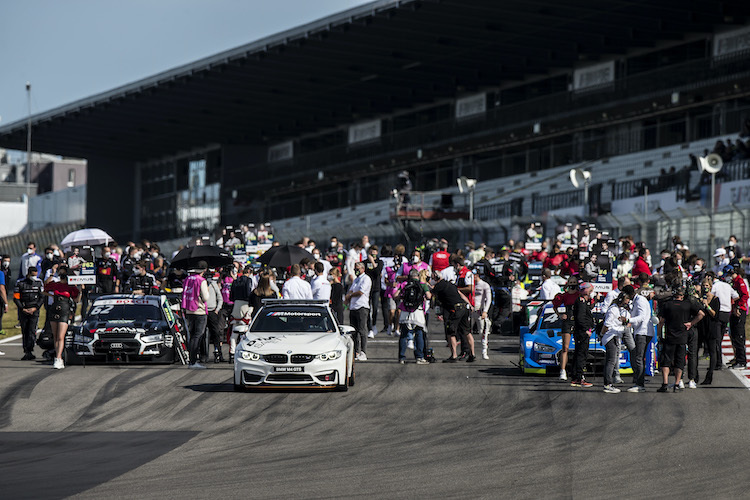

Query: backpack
[[401, 279, 425, 312]]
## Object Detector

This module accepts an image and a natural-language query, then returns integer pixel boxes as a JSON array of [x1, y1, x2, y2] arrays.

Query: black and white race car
[[65, 294, 188, 364]]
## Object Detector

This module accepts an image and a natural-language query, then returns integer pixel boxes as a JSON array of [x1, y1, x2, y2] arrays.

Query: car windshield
[[250, 308, 336, 333], [537, 311, 562, 331], [87, 304, 162, 322]]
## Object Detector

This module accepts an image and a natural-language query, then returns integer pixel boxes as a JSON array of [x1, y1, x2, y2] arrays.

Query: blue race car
[[519, 301, 634, 376]]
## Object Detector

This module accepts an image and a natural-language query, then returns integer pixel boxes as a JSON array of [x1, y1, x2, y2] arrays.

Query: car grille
[[266, 373, 313, 382], [263, 354, 288, 364], [93, 339, 140, 355], [291, 354, 315, 364]]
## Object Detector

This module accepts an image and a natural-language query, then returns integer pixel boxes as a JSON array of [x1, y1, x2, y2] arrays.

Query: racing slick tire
[[63, 347, 81, 366]]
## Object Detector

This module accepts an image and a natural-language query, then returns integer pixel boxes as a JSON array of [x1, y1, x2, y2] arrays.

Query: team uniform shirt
[[349, 273, 372, 310], [539, 279, 562, 300], [431, 279, 465, 310], [383, 264, 400, 299], [95, 257, 119, 293], [311, 274, 332, 301], [14, 277, 45, 309], [456, 266, 475, 306], [473, 278, 492, 314], [732, 275, 749, 313], [440, 266, 457, 284], [630, 293, 653, 336], [282, 276, 313, 300], [125, 273, 158, 294], [67, 255, 85, 274], [397, 261, 429, 280]]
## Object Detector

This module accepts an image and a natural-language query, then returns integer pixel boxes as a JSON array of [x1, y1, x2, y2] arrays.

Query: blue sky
[[0, 0, 373, 127]]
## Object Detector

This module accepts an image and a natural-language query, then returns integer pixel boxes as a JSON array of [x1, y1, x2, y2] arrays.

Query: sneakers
[[466, 354, 476, 363], [603, 384, 621, 393], [443, 357, 458, 363], [416, 358, 430, 365], [398, 359, 406, 364], [0, 350, 4, 356], [406, 339, 415, 350], [657, 384, 669, 393], [188, 362, 206, 369], [731, 363, 747, 370], [559, 369, 567, 381], [21, 352, 36, 361], [386, 326, 393, 336], [367, 329, 376, 339], [570, 379, 592, 387], [627, 386, 646, 393], [673, 384, 683, 392], [482, 352, 489, 360], [357, 352, 368, 361], [614, 376, 623, 384], [52, 358, 64, 370], [678, 380, 685, 389], [687, 380, 697, 389]]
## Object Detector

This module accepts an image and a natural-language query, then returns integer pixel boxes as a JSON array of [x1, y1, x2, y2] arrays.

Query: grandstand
[[0, 0, 749, 255]]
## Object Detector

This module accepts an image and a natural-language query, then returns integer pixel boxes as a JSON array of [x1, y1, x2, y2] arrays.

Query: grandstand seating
[[273, 136, 728, 236]]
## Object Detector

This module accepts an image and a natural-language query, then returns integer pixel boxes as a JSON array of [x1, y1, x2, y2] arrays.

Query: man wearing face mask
[[41, 247, 62, 277], [346, 262, 372, 361], [67, 247, 84, 275], [124, 262, 157, 295], [18, 242, 42, 281], [311, 248, 331, 276], [95, 246, 119, 294], [15, 267, 45, 360], [365, 245, 383, 338]]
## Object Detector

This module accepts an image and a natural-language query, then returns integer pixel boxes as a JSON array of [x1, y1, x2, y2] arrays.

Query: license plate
[[274, 366, 303, 372], [110, 342, 123, 349]]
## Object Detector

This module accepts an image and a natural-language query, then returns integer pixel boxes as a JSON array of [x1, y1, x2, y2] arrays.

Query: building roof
[[0, 0, 747, 161]]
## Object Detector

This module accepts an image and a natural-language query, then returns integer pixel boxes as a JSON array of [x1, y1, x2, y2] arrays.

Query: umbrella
[[61, 228, 113, 250], [170, 245, 234, 270], [258, 245, 313, 268]]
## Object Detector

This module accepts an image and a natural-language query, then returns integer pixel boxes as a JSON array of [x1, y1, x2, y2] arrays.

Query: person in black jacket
[[14, 266, 45, 360], [124, 262, 157, 295], [570, 282, 595, 387]]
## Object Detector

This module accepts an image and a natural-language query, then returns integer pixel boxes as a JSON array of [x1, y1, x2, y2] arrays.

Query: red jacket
[[732, 275, 749, 313], [632, 256, 651, 276]]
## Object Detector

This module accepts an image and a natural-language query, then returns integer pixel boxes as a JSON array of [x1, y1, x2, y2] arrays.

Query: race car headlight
[[141, 333, 164, 343], [318, 350, 341, 361], [240, 350, 261, 361], [533, 342, 556, 353]]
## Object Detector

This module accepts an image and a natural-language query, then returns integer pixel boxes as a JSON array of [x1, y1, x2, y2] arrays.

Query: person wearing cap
[[712, 248, 729, 274], [727, 266, 748, 369], [569, 282, 595, 388], [181, 260, 210, 369], [657, 287, 705, 392]]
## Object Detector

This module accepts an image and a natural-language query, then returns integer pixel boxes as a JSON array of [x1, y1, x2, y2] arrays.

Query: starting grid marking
[[721, 333, 750, 390]]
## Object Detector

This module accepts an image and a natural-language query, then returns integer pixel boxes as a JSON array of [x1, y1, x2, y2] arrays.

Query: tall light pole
[[26, 82, 32, 215]]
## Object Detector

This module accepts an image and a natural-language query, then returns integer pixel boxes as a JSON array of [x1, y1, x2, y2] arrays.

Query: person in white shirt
[[626, 284, 654, 392], [311, 248, 332, 276], [473, 275, 492, 359], [310, 262, 331, 302], [602, 286, 634, 393], [538, 268, 561, 300], [282, 264, 313, 300], [710, 271, 738, 369], [346, 262, 372, 360]]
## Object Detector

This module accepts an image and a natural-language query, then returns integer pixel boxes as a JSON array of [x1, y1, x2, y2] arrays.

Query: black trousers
[[367, 288, 380, 330], [186, 314, 207, 365], [207, 310, 223, 348], [380, 290, 390, 330], [717, 312, 730, 369], [704, 318, 720, 382], [572, 329, 590, 380], [20, 310, 39, 353], [729, 311, 747, 365], [350, 307, 369, 354], [686, 327, 699, 382]]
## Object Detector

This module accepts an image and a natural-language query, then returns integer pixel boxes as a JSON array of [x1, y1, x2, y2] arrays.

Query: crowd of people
[[2, 228, 749, 389]]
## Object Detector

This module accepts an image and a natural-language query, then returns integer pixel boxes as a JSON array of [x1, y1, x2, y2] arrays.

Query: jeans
[[186, 314, 208, 364], [604, 337, 619, 386], [729, 311, 747, 365], [20, 310, 40, 353], [399, 324, 425, 359], [633, 335, 653, 387], [614, 329, 635, 378], [572, 329, 590, 380], [350, 307, 369, 354]]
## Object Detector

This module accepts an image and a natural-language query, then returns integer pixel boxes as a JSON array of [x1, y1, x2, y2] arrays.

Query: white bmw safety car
[[233, 300, 356, 391]]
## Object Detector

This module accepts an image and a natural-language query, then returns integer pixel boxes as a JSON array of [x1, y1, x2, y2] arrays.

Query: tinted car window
[[88, 304, 162, 322], [250, 308, 335, 333]]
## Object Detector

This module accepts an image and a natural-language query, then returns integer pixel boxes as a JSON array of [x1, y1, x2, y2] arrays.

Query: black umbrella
[[170, 245, 234, 270], [258, 245, 313, 268]]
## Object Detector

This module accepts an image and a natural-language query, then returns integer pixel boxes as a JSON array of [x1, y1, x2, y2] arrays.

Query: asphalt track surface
[[2, 324, 750, 499]]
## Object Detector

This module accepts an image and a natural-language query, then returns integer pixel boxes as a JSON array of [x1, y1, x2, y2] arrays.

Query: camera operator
[[601, 285, 635, 393]]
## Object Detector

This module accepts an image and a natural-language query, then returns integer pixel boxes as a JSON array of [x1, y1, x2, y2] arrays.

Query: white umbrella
[[60, 228, 114, 250]]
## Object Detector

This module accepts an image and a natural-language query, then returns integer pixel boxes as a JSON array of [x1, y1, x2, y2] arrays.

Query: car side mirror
[[340, 325, 355, 335], [547, 329, 555, 338]]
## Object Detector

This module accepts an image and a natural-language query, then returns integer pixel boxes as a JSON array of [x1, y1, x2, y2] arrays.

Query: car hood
[[240, 331, 342, 353]]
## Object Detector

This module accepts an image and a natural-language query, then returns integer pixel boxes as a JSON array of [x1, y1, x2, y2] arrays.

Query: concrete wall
[[0, 201, 28, 237], [28, 185, 86, 230]]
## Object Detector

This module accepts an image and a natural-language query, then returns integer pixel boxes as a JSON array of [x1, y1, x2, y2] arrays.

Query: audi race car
[[234, 300, 356, 391], [519, 301, 634, 376], [65, 294, 188, 364]]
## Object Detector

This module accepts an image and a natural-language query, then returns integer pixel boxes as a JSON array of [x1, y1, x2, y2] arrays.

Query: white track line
[[0, 334, 22, 344], [721, 334, 750, 390]]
